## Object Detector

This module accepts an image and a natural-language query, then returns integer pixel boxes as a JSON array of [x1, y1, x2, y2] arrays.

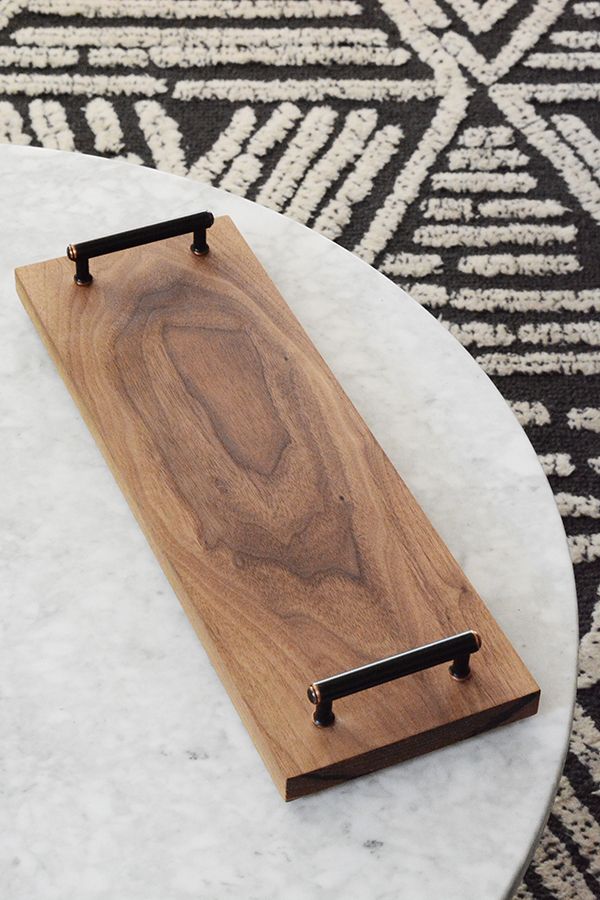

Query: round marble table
[[0, 145, 577, 900]]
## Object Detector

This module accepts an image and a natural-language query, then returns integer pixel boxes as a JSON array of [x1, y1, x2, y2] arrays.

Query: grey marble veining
[[0, 145, 577, 900]]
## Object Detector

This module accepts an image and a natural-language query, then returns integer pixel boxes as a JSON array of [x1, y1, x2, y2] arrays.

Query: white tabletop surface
[[0, 145, 577, 900]]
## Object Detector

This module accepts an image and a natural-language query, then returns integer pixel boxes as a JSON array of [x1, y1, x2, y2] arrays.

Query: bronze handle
[[307, 630, 482, 726], [67, 211, 214, 285]]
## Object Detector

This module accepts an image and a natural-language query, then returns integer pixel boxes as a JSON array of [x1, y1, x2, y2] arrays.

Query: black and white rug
[[1, 2, 599, 896]]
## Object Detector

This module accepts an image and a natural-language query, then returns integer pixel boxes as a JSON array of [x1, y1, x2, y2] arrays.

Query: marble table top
[[0, 145, 577, 900]]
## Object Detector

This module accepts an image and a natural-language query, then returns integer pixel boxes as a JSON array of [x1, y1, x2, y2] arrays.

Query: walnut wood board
[[15, 216, 540, 800]]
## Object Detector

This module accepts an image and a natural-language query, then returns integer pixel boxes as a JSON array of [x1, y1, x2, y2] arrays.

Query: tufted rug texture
[[1, 2, 599, 896]]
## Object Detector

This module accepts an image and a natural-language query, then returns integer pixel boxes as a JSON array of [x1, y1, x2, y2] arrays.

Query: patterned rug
[[1, 2, 599, 896]]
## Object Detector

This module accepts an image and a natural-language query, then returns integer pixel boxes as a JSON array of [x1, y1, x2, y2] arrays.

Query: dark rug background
[[1, 2, 599, 896]]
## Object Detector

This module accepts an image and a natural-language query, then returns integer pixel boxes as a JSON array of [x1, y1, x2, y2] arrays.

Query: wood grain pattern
[[15, 216, 540, 799]]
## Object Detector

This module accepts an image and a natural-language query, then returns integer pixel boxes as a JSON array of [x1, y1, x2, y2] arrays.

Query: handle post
[[72, 253, 92, 286], [191, 221, 210, 255], [307, 630, 482, 727]]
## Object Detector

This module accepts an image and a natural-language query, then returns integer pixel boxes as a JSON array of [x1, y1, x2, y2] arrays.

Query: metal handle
[[66, 211, 215, 285], [307, 630, 482, 726]]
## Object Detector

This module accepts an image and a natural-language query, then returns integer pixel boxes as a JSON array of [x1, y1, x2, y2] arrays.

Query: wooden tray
[[15, 214, 540, 800]]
